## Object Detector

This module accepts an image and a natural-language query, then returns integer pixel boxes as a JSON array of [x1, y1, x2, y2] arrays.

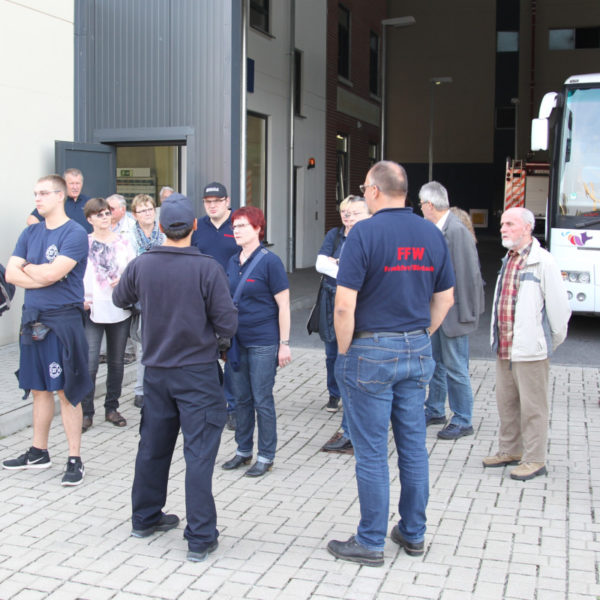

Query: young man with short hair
[[3, 174, 92, 486]]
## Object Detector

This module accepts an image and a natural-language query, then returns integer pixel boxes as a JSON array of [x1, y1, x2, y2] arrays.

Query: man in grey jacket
[[420, 182, 485, 439], [485, 207, 570, 480]]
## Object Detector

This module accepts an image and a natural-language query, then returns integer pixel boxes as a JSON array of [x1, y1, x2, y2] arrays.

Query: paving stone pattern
[[0, 348, 599, 599]]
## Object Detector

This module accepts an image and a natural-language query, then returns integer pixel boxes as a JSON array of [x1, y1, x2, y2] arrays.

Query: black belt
[[353, 329, 428, 339]]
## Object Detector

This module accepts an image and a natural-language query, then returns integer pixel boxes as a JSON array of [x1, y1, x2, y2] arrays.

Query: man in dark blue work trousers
[[113, 193, 238, 562]]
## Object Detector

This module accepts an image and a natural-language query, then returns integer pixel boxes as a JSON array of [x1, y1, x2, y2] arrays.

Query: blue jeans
[[82, 315, 131, 417], [324, 339, 341, 398], [335, 332, 435, 551], [425, 329, 473, 427], [223, 362, 236, 412], [229, 344, 278, 462]]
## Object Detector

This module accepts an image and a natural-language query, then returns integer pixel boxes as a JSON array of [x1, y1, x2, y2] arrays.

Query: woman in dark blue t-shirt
[[222, 206, 291, 478]]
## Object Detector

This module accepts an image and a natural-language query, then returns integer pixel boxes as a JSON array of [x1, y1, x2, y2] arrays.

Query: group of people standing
[[2, 160, 571, 566]]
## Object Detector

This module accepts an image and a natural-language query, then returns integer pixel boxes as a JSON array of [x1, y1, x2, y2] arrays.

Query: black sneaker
[[187, 539, 219, 562], [61, 458, 85, 486], [326, 396, 340, 412], [131, 513, 180, 538], [3, 448, 51, 470]]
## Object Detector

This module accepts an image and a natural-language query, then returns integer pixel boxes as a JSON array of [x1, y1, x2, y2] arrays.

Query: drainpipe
[[240, 0, 248, 206], [529, 0, 537, 125], [287, 0, 296, 271]]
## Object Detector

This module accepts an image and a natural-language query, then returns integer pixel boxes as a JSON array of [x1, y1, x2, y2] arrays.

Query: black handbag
[[307, 227, 344, 335], [306, 278, 323, 335]]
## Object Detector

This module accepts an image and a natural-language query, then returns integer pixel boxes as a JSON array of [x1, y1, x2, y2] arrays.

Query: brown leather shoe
[[81, 416, 93, 433], [105, 410, 127, 427]]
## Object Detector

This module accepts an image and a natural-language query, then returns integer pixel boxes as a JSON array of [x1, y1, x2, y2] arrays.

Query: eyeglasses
[[342, 211, 368, 218], [232, 223, 251, 231], [135, 207, 154, 215], [93, 210, 112, 218], [33, 190, 61, 198], [204, 198, 227, 205], [359, 183, 376, 194], [419, 201, 430, 208]]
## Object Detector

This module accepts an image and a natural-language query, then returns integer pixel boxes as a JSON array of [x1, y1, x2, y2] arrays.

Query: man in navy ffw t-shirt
[[326, 161, 455, 567], [191, 182, 239, 428]]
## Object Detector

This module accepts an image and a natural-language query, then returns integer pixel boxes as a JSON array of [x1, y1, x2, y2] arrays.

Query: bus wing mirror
[[531, 118, 548, 151]]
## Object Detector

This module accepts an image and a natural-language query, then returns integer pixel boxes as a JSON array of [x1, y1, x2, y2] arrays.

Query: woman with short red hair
[[221, 206, 291, 477]]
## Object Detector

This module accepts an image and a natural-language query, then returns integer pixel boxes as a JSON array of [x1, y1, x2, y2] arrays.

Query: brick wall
[[325, 0, 387, 232]]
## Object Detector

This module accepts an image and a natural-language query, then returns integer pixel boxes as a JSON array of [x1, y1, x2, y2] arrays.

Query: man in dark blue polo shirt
[[326, 161, 455, 567], [191, 182, 239, 429], [27, 168, 92, 233], [113, 193, 238, 562]]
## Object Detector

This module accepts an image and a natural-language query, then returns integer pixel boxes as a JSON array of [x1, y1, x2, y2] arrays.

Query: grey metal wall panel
[[75, 0, 240, 207]]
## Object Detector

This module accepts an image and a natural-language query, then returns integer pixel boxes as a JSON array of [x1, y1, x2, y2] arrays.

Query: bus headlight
[[562, 270, 591, 284], [576, 293, 586, 302]]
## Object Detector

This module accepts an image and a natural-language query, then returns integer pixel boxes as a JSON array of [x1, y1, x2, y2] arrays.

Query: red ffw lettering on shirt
[[224, 234, 234, 238], [397, 247, 425, 260], [246, 279, 255, 282]]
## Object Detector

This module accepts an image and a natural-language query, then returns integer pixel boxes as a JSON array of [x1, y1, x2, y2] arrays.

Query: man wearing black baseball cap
[[192, 182, 239, 430], [113, 193, 238, 562]]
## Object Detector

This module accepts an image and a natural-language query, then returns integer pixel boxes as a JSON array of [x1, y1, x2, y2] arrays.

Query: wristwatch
[[280, 339, 290, 345]]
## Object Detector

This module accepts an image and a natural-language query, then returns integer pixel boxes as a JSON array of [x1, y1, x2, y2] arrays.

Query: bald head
[[363, 161, 408, 214]]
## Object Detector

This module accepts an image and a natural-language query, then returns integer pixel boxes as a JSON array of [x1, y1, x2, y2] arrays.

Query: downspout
[[529, 0, 537, 124], [287, 0, 296, 271], [240, 0, 248, 207]]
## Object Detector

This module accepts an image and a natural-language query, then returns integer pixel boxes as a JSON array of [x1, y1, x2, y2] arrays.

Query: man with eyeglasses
[[27, 168, 92, 233], [327, 161, 455, 567], [107, 193, 136, 237], [420, 181, 485, 441], [3, 175, 92, 486], [191, 182, 239, 430]]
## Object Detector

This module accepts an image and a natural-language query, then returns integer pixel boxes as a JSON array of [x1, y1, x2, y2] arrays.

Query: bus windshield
[[556, 85, 600, 226]]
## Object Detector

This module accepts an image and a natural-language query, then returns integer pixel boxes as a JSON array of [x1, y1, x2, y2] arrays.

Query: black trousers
[[131, 362, 226, 552]]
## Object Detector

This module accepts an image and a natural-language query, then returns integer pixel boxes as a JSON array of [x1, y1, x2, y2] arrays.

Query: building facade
[[0, 0, 75, 345], [325, 0, 387, 231], [384, 0, 600, 229]]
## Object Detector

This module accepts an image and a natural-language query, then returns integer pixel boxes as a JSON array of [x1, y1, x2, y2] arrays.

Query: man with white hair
[[107, 194, 136, 237], [420, 181, 484, 440], [485, 207, 570, 480]]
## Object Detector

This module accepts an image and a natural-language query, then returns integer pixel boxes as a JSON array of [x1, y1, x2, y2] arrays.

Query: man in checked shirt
[[485, 207, 571, 480]]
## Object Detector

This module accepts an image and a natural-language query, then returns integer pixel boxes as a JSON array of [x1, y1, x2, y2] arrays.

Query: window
[[369, 32, 379, 96], [250, 0, 270, 34], [336, 133, 349, 204], [497, 31, 519, 52], [368, 142, 379, 167], [338, 5, 350, 79], [294, 49, 303, 116], [549, 27, 600, 50], [247, 113, 268, 220]]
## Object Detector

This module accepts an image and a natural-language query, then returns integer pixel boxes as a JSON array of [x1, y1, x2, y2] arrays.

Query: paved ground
[[0, 347, 599, 599], [1, 267, 599, 599]]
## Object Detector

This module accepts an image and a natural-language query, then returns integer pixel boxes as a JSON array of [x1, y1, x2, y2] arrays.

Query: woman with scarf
[[130, 194, 165, 409]]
